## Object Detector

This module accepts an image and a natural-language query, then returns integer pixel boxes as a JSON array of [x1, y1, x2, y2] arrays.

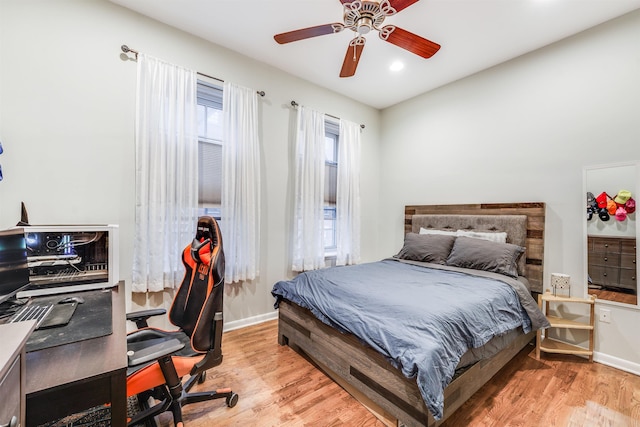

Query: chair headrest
[[195, 216, 219, 247], [190, 238, 212, 266], [187, 216, 223, 266]]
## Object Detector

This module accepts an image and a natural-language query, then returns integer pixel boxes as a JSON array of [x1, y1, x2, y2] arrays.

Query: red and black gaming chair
[[125, 216, 238, 427]]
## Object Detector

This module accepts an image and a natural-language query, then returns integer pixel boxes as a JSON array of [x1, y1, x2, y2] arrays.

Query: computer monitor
[[0, 228, 30, 305]]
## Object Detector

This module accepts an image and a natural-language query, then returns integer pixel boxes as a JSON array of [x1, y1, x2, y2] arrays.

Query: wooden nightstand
[[536, 291, 596, 362]]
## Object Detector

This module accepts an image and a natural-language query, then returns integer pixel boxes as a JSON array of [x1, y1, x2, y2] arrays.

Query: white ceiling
[[110, 0, 640, 109]]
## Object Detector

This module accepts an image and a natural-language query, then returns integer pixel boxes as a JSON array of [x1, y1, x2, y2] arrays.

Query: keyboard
[[9, 302, 77, 329]]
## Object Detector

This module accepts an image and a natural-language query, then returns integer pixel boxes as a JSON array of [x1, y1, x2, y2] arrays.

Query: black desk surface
[[25, 281, 127, 427], [26, 289, 113, 352]]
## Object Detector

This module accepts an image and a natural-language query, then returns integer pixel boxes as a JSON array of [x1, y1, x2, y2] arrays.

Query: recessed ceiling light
[[390, 61, 404, 72]]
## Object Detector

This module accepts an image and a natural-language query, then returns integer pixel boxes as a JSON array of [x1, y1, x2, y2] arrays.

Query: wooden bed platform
[[277, 202, 546, 426], [279, 300, 535, 427]]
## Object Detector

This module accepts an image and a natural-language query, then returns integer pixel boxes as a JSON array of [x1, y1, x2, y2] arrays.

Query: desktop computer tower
[[17, 224, 119, 297]]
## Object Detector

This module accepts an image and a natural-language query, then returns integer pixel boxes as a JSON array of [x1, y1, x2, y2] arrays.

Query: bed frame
[[278, 202, 546, 426]]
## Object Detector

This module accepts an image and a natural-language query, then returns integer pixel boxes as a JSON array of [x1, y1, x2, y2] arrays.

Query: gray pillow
[[445, 236, 525, 278], [394, 233, 456, 264]]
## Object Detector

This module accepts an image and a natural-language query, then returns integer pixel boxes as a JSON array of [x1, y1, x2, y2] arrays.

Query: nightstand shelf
[[536, 291, 595, 362], [545, 314, 593, 330]]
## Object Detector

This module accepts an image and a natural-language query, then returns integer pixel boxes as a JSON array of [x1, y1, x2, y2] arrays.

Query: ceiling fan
[[274, 0, 440, 78]]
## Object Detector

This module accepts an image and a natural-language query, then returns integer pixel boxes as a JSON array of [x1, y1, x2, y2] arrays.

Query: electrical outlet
[[599, 308, 611, 323]]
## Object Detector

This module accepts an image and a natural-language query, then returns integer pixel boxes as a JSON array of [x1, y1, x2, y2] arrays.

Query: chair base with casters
[[125, 216, 238, 427], [125, 311, 239, 427]]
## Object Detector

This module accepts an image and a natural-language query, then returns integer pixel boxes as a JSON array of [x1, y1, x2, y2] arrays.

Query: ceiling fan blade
[[274, 23, 344, 44], [340, 37, 366, 78], [387, 0, 420, 13], [379, 25, 440, 58]]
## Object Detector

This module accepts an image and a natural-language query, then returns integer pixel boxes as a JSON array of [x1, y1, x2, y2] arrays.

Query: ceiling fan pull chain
[[349, 36, 365, 62]]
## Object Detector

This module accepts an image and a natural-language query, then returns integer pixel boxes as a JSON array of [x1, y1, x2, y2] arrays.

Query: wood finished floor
[[588, 288, 637, 305], [159, 320, 640, 427]]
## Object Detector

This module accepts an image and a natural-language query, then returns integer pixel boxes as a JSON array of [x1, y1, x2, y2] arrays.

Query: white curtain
[[132, 53, 198, 293], [336, 119, 362, 266], [221, 82, 261, 283], [292, 106, 326, 271]]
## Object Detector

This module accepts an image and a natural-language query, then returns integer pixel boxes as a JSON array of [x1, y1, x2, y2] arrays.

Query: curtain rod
[[121, 45, 265, 97], [290, 101, 365, 129]]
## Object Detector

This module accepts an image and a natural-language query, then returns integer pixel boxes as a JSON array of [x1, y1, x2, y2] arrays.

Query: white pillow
[[456, 229, 507, 243], [419, 227, 457, 236]]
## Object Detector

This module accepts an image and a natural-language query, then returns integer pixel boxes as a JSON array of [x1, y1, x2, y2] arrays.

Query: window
[[197, 81, 223, 219], [324, 119, 339, 255]]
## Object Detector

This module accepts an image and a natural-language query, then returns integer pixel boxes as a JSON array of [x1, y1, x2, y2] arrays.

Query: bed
[[272, 203, 547, 426]]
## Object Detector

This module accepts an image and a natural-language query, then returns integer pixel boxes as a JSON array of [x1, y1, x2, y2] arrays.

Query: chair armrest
[[126, 308, 167, 328], [127, 338, 184, 366]]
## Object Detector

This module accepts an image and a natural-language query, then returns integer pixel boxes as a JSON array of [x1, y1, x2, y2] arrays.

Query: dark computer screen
[[0, 228, 30, 304]]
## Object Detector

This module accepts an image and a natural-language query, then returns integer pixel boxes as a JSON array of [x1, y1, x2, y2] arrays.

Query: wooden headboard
[[405, 203, 545, 293]]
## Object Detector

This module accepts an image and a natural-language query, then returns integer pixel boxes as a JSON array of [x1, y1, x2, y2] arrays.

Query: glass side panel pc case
[[17, 225, 119, 297]]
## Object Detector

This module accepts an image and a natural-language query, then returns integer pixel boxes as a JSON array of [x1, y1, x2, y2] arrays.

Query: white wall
[[380, 10, 640, 371], [0, 0, 381, 329]]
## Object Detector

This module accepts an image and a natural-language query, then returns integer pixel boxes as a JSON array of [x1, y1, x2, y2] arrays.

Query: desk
[[25, 281, 127, 427], [0, 321, 36, 427]]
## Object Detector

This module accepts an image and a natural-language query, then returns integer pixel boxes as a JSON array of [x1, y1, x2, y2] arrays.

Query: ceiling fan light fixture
[[344, 1, 388, 32], [357, 17, 374, 35]]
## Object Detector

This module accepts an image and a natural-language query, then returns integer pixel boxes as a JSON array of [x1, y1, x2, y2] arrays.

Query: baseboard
[[223, 310, 278, 332], [594, 351, 640, 376]]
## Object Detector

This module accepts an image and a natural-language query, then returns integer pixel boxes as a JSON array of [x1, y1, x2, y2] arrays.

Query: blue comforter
[[272, 259, 548, 420]]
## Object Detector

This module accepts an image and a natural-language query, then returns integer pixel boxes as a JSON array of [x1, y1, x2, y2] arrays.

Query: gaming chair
[[125, 216, 238, 427]]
